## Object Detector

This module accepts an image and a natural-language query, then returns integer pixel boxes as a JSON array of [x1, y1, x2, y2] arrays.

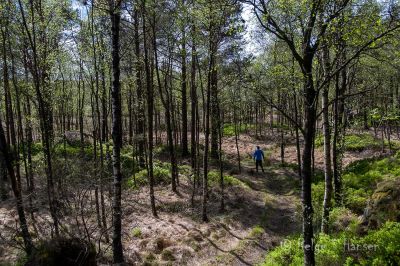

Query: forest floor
[[0, 131, 384, 265]]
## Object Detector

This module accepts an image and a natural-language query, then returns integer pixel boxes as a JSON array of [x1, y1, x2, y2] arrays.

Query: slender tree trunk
[[234, 108, 241, 173], [218, 104, 224, 212], [134, 6, 146, 169], [143, 4, 157, 217], [321, 43, 333, 233], [181, 5, 189, 156], [152, 22, 178, 193], [321, 88, 333, 233], [190, 24, 197, 169], [109, 0, 124, 262], [301, 62, 316, 266], [0, 118, 33, 255]]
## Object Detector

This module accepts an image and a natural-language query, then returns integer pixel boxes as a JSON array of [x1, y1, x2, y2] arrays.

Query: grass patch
[[250, 225, 265, 238], [131, 227, 142, 238]]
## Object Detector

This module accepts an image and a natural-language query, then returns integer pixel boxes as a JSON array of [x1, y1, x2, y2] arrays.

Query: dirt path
[[191, 161, 301, 266]]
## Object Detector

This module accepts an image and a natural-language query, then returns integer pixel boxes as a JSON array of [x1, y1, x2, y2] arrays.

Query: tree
[[109, 0, 124, 263]]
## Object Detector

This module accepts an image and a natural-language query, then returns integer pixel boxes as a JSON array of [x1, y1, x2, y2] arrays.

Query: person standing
[[253, 146, 265, 173]]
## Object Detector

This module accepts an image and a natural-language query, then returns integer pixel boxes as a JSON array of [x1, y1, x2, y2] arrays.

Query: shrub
[[344, 188, 369, 214], [314, 133, 381, 152], [126, 162, 171, 189], [328, 207, 359, 234], [26, 237, 96, 266], [223, 123, 254, 137], [312, 182, 325, 229], [344, 134, 380, 152], [262, 236, 303, 266], [342, 155, 400, 214], [207, 170, 247, 187], [262, 222, 400, 266], [351, 222, 400, 265]]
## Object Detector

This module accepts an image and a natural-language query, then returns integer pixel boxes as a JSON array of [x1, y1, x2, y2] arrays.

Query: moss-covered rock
[[362, 179, 400, 229]]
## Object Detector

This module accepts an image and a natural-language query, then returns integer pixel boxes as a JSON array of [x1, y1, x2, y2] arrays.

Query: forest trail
[[193, 162, 302, 266], [111, 139, 303, 265]]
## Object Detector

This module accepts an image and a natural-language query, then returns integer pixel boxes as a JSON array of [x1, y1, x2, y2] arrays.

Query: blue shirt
[[253, 149, 264, 161]]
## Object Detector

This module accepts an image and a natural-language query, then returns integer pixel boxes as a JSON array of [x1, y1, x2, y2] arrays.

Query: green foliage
[[250, 225, 265, 238], [353, 222, 400, 265], [29, 142, 44, 156], [262, 222, 400, 266], [207, 170, 248, 188], [344, 134, 381, 152], [315, 133, 382, 152], [342, 155, 400, 213], [261, 236, 303, 266], [312, 182, 325, 229], [131, 227, 142, 238], [328, 207, 360, 235], [223, 123, 254, 137], [344, 188, 370, 214], [126, 161, 171, 189]]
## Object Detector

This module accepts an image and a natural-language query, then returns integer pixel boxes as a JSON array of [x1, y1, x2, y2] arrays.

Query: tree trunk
[[321, 42, 333, 233], [109, 1, 124, 262], [301, 64, 316, 266], [134, 6, 146, 169], [143, 4, 157, 217], [0, 118, 34, 255], [181, 9, 189, 156], [202, 48, 214, 222]]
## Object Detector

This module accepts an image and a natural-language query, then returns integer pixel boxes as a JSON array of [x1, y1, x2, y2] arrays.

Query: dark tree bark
[[109, 0, 124, 263], [210, 58, 219, 159]]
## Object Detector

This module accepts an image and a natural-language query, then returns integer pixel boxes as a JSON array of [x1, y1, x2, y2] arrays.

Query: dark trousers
[[255, 160, 264, 172]]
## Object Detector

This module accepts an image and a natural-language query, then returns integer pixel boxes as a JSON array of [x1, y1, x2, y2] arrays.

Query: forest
[[0, 0, 400, 265]]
